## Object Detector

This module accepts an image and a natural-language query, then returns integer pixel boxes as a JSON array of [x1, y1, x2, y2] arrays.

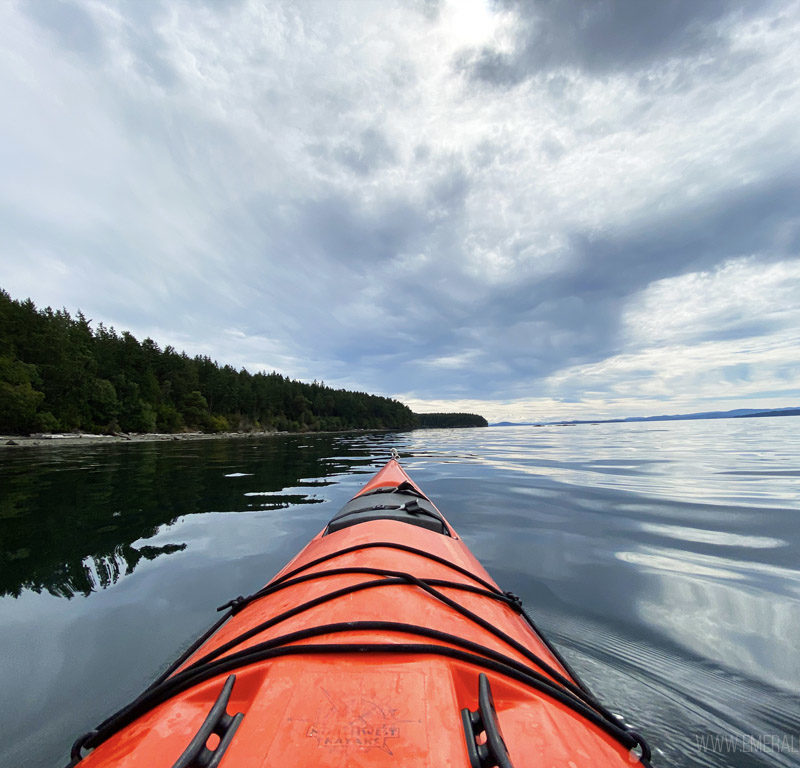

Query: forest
[[416, 412, 489, 428], [0, 289, 486, 434]]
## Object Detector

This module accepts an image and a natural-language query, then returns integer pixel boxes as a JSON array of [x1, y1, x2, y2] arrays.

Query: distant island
[[0, 289, 486, 436], [492, 406, 800, 428]]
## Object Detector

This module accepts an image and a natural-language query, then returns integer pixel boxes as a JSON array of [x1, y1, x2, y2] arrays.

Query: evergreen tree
[[0, 288, 486, 435]]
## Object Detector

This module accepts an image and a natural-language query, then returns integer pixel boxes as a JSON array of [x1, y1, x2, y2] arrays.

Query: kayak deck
[[70, 459, 652, 768]]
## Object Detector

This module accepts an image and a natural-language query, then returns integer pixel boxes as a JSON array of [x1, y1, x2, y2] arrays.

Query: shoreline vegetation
[[0, 419, 486, 449], [0, 429, 361, 448], [0, 289, 487, 440], [1, 430, 282, 447]]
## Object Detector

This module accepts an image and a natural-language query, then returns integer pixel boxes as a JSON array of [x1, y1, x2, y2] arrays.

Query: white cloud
[[624, 257, 800, 347], [529, 258, 800, 419]]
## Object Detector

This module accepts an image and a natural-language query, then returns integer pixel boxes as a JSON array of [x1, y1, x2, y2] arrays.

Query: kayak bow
[[68, 457, 652, 768]]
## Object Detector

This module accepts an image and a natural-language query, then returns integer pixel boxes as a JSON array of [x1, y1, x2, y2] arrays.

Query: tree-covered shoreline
[[0, 290, 486, 435], [416, 412, 488, 428]]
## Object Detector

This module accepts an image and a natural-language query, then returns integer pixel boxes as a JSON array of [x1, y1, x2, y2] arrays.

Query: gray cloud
[[448, 175, 800, 395], [2, 0, 799, 420], [293, 195, 427, 271], [23, 0, 105, 64], [327, 169, 800, 401], [122, 10, 181, 90], [566, 173, 800, 297], [409, 0, 442, 23], [459, 0, 770, 86], [333, 128, 397, 176]]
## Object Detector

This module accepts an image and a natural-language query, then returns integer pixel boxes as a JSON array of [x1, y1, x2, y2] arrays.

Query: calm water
[[1, 420, 799, 768]]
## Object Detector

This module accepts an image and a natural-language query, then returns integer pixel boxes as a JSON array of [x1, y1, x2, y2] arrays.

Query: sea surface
[[1, 419, 799, 768]]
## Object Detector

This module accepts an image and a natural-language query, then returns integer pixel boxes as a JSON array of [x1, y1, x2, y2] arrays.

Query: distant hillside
[[0, 289, 484, 435], [491, 406, 800, 428], [628, 407, 800, 422]]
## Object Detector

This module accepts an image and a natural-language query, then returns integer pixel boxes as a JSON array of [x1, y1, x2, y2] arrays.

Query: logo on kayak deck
[[305, 688, 404, 754]]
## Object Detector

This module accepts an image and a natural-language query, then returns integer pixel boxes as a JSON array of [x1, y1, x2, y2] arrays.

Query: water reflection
[[22, 543, 188, 599], [637, 522, 786, 549], [0, 434, 378, 598], [1, 422, 799, 768], [625, 558, 800, 692]]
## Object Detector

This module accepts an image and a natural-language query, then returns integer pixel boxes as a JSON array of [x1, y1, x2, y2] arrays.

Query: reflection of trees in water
[[1, 433, 384, 598], [41, 543, 188, 599]]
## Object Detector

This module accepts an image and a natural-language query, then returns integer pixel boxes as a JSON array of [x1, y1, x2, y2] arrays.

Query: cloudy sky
[[2, 0, 799, 422]]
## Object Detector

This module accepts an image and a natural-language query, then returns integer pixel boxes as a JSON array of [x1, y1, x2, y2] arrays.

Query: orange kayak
[[67, 458, 652, 768]]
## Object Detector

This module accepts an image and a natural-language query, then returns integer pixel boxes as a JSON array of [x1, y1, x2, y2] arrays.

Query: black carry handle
[[171, 674, 244, 768], [461, 673, 514, 768]]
